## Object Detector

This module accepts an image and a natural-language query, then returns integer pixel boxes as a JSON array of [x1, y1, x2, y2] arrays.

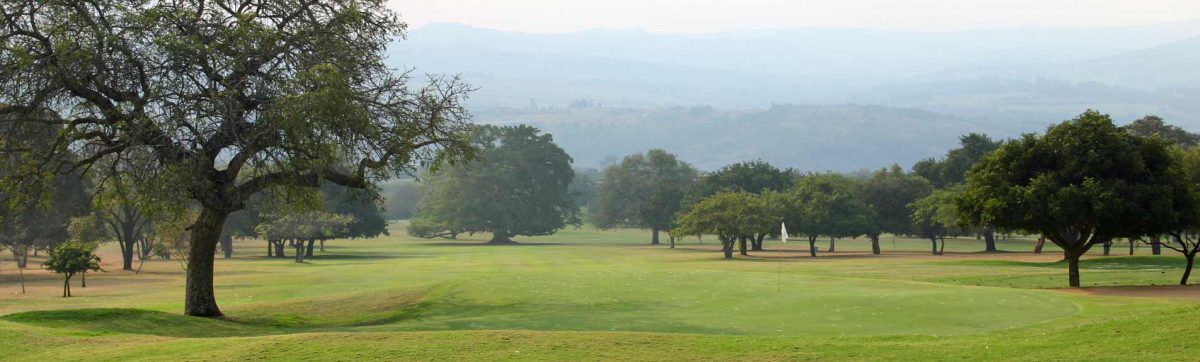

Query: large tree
[[0, 1, 473, 317], [957, 111, 1189, 287], [591, 149, 697, 245], [859, 165, 933, 254], [408, 125, 579, 244]]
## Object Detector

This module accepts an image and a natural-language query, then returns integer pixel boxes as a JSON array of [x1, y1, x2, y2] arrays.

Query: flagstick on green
[[779, 222, 787, 292]]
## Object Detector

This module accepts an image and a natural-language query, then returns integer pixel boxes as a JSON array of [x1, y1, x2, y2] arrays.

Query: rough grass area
[[1, 224, 1197, 360]]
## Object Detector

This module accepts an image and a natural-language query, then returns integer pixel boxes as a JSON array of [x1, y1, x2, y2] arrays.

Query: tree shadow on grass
[[1, 308, 280, 337]]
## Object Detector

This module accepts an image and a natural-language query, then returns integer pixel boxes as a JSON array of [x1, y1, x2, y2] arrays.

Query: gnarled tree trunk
[[870, 234, 881, 255], [738, 236, 748, 256], [184, 208, 229, 317], [1151, 235, 1162, 255], [1034, 237, 1046, 254], [827, 236, 836, 252], [651, 227, 660, 245]]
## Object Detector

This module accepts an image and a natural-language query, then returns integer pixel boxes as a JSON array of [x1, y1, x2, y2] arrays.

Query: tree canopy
[[0, 1, 474, 317], [956, 110, 1192, 287], [673, 191, 772, 259], [43, 241, 102, 298], [684, 161, 795, 205], [783, 173, 874, 257], [591, 149, 697, 244], [912, 133, 1002, 188], [1124, 115, 1200, 147], [911, 187, 964, 255], [408, 125, 579, 244], [859, 165, 933, 254]]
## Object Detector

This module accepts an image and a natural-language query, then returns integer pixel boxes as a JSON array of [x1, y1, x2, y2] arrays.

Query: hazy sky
[[388, 0, 1200, 34]]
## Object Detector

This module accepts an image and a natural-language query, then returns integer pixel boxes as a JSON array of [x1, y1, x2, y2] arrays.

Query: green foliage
[[382, 180, 423, 221], [1124, 115, 1199, 147], [320, 183, 387, 239], [783, 173, 874, 241], [409, 125, 580, 243], [591, 149, 697, 236], [957, 110, 1193, 286], [912, 133, 1001, 188], [43, 241, 103, 297], [67, 216, 111, 245], [860, 165, 933, 237], [683, 160, 795, 206], [256, 212, 356, 243], [911, 187, 967, 254], [673, 191, 772, 258], [569, 168, 601, 212], [43, 242, 103, 275], [0, 1, 476, 316]]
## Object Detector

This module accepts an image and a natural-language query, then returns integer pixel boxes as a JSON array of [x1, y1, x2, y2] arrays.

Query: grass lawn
[[1, 223, 1197, 360]]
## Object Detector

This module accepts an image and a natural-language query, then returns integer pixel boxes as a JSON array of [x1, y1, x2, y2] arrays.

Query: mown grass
[[0, 223, 1197, 360]]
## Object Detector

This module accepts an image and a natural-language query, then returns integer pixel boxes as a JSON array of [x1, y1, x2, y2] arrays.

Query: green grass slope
[[0, 225, 1196, 360]]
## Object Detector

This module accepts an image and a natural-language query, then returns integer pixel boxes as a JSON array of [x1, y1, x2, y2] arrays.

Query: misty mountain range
[[386, 21, 1200, 171]]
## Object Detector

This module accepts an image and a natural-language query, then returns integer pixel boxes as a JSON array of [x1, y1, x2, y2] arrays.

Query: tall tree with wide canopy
[[957, 111, 1188, 287], [0, 1, 473, 317], [591, 149, 698, 245], [408, 125, 579, 244], [859, 165, 933, 254]]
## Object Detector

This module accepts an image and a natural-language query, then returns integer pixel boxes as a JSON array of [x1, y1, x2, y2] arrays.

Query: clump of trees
[[408, 125, 580, 244], [957, 111, 1193, 287], [257, 212, 355, 263], [0, 1, 474, 317]]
